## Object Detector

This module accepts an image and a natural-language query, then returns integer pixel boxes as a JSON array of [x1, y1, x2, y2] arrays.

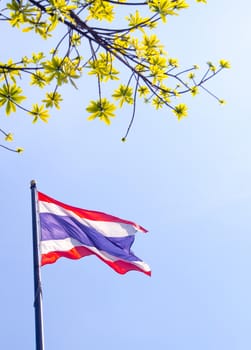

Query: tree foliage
[[0, 0, 230, 152]]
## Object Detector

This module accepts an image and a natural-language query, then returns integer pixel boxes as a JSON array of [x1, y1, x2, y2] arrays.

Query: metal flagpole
[[30, 180, 45, 350]]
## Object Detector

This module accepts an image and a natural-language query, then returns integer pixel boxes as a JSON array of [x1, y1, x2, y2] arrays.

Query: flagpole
[[30, 180, 45, 350]]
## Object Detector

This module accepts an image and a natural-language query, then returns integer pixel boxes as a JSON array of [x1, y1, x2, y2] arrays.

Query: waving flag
[[38, 192, 151, 276]]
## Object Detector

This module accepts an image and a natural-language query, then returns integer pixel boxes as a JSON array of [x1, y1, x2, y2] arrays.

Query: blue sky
[[1, 1, 251, 349]]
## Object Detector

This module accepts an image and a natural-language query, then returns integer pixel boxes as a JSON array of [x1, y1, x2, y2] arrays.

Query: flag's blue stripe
[[39, 213, 141, 262]]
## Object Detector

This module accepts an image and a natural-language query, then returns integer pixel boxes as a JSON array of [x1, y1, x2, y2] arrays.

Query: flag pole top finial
[[30, 180, 37, 188]]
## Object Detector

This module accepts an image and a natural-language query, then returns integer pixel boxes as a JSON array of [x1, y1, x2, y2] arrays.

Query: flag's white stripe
[[39, 201, 137, 238], [40, 238, 151, 273]]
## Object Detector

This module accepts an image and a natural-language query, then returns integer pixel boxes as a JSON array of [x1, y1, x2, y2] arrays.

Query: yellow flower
[[29, 104, 50, 123], [207, 61, 216, 72], [138, 86, 150, 97], [71, 33, 81, 47], [30, 71, 48, 88], [149, 65, 167, 84], [88, 53, 119, 82], [148, 0, 181, 22], [86, 98, 116, 125], [43, 92, 63, 109], [142, 34, 163, 55], [5, 133, 14, 142], [126, 10, 149, 32], [152, 97, 163, 109], [173, 89, 180, 97], [173, 103, 188, 120], [190, 86, 199, 96], [112, 85, 133, 107], [0, 84, 26, 115], [86, 0, 114, 22], [219, 59, 231, 69], [168, 58, 179, 67], [188, 72, 195, 79]]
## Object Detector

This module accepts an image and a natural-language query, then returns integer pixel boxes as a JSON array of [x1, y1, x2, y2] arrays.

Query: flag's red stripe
[[38, 191, 147, 232], [41, 246, 151, 276]]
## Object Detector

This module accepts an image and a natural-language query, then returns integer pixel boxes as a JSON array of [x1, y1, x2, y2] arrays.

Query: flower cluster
[[0, 0, 229, 150]]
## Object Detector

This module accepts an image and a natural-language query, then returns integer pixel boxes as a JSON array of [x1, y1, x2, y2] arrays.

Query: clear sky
[[1, 1, 251, 349]]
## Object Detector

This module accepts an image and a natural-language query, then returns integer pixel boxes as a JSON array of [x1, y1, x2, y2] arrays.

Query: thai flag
[[38, 192, 151, 276]]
